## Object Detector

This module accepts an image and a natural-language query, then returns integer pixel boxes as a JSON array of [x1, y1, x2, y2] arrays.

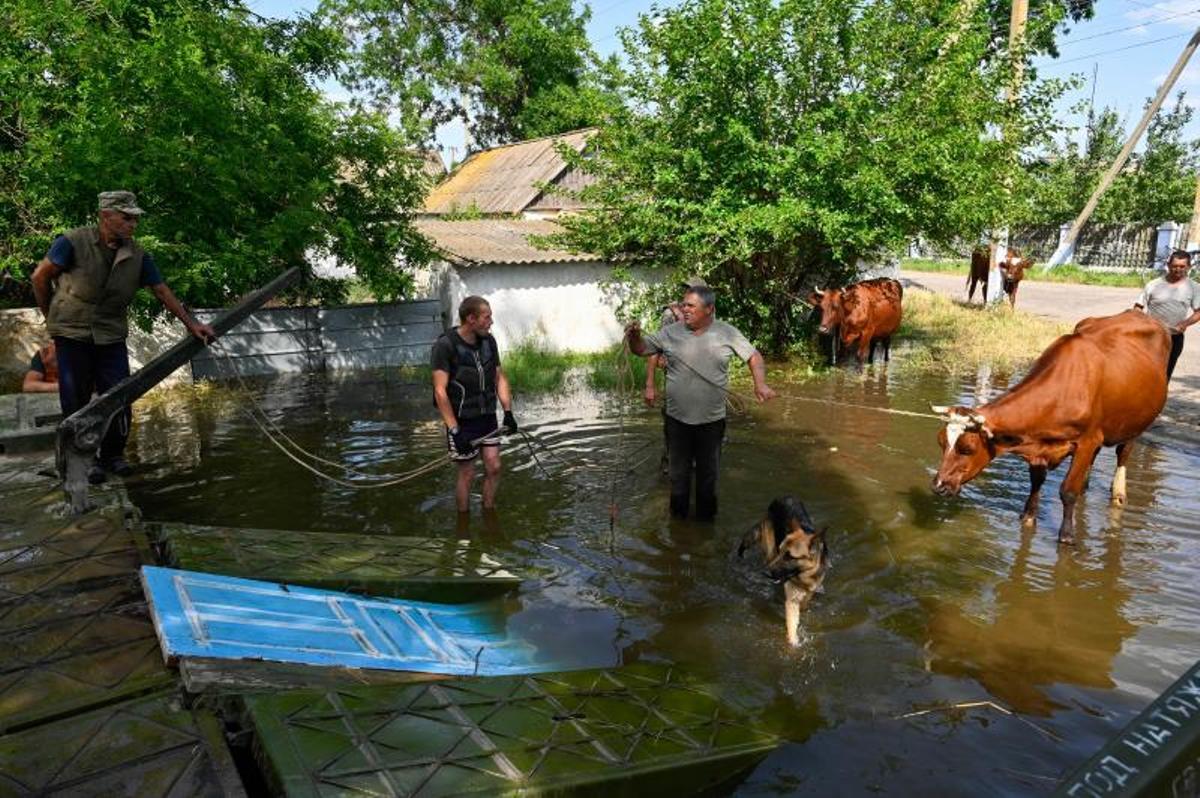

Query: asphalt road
[[899, 269, 1200, 432]]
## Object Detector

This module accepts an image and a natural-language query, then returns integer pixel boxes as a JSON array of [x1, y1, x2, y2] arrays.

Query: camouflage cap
[[98, 190, 145, 216], [680, 275, 708, 290]]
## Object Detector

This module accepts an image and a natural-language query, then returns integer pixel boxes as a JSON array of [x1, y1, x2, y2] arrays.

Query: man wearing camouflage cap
[[31, 190, 216, 484]]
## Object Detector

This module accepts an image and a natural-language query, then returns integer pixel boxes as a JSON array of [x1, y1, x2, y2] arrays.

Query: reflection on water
[[125, 365, 1200, 795], [925, 526, 1135, 716]]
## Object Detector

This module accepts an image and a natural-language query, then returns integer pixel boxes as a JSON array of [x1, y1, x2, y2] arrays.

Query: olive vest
[[46, 227, 145, 344]]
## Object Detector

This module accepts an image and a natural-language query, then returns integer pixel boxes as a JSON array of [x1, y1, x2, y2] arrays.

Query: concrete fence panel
[[191, 299, 443, 380]]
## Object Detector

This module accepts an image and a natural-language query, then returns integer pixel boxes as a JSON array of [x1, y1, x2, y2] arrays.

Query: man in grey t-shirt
[[1135, 249, 1200, 380], [626, 285, 776, 520]]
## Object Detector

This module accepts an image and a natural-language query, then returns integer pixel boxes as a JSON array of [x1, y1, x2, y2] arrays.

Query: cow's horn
[[930, 404, 952, 415], [813, 286, 823, 296], [969, 412, 987, 427]]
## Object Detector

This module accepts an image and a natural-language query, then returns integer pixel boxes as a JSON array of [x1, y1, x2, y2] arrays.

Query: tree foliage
[[556, 0, 1066, 352], [1015, 95, 1199, 226], [318, 0, 626, 147], [0, 0, 433, 313]]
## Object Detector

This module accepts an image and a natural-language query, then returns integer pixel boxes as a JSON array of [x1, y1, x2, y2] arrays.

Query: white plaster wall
[[437, 261, 636, 352]]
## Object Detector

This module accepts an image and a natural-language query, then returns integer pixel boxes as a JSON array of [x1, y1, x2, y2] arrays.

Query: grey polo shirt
[[642, 320, 757, 425], [1137, 277, 1200, 331]]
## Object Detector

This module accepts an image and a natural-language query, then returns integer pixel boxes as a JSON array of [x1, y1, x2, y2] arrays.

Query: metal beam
[[56, 267, 301, 513]]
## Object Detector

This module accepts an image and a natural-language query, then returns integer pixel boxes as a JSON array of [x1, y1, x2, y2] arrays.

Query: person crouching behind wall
[[23, 341, 58, 393], [431, 296, 518, 514]]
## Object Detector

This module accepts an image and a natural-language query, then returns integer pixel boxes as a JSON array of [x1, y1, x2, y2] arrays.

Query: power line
[[1059, 5, 1200, 47], [1041, 28, 1194, 69], [590, 0, 643, 18]]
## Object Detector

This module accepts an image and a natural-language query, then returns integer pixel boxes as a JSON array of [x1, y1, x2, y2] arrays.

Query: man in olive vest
[[431, 296, 517, 514], [30, 190, 216, 484]]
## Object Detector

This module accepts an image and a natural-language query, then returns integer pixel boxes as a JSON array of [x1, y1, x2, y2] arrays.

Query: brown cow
[[810, 278, 903, 364], [967, 245, 991, 304], [930, 310, 1169, 545], [999, 252, 1033, 308]]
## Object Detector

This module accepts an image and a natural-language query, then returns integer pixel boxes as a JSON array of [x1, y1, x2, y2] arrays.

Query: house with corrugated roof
[[416, 128, 631, 353]]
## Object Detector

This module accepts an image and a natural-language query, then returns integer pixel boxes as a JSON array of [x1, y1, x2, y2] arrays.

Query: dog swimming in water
[[737, 496, 829, 647]]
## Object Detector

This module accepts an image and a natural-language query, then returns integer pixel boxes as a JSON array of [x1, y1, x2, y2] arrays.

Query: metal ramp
[[242, 663, 780, 797], [141, 566, 552, 678], [0, 484, 172, 733]]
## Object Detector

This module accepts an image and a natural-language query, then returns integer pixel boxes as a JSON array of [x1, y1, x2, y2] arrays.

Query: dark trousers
[[54, 336, 131, 461], [1168, 333, 1185, 380], [665, 415, 725, 521]]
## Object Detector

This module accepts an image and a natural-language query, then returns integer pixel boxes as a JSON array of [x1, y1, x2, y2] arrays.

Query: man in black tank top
[[431, 296, 517, 514]]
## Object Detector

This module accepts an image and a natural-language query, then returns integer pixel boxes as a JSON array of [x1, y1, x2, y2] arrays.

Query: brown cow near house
[[930, 310, 1170, 545], [810, 278, 903, 364], [968, 245, 1032, 307]]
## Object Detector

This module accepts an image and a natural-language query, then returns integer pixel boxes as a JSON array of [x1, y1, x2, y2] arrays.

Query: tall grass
[[902, 257, 1150, 288], [502, 342, 589, 393], [898, 290, 1070, 373]]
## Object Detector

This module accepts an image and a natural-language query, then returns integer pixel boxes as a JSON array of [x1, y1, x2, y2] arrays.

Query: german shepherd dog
[[737, 496, 829, 647]]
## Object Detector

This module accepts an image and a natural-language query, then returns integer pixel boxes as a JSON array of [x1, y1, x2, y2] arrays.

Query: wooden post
[[1048, 28, 1200, 268]]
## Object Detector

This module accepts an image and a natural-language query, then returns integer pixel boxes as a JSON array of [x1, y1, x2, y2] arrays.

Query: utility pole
[[1048, 28, 1200, 268], [988, 0, 1029, 302]]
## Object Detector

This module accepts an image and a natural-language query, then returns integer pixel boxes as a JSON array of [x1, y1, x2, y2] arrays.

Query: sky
[[250, 0, 1200, 160]]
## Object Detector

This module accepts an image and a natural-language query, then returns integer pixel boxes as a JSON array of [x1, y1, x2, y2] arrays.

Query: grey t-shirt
[[1137, 277, 1200, 330], [642, 320, 756, 425]]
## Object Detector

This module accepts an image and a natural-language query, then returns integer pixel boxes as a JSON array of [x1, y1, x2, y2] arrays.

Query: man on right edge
[[625, 284, 776, 520], [1134, 249, 1200, 381]]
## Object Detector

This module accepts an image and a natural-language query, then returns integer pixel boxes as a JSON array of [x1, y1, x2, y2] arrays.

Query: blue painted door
[[141, 566, 548, 676]]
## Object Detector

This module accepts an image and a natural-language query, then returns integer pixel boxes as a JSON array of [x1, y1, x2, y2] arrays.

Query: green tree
[[556, 0, 1064, 352], [0, 0, 432, 313], [1014, 94, 1199, 225], [319, 0, 626, 147]]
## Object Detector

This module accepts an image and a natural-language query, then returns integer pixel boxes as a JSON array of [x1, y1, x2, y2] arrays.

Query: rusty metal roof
[[423, 129, 595, 215], [414, 218, 598, 266]]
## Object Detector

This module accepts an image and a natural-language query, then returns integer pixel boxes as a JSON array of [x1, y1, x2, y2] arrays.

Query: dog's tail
[[736, 522, 759, 558]]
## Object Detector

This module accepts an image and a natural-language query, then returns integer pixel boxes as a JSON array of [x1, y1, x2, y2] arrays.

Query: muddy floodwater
[[124, 365, 1200, 795]]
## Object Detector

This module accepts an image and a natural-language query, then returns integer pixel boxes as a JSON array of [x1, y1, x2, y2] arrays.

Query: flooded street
[[123, 365, 1200, 796]]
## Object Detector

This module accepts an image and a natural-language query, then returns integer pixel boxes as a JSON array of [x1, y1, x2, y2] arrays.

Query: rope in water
[[211, 342, 561, 488], [209, 332, 942, 493], [654, 340, 944, 421], [608, 339, 636, 537], [212, 343, 449, 488]]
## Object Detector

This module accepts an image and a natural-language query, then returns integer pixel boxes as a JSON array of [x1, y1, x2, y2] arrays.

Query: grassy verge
[[898, 290, 1069, 373], [902, 257, 1150, 288]]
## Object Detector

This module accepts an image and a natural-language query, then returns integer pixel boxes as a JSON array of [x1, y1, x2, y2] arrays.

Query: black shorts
[[447, 415, 500, 461]]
